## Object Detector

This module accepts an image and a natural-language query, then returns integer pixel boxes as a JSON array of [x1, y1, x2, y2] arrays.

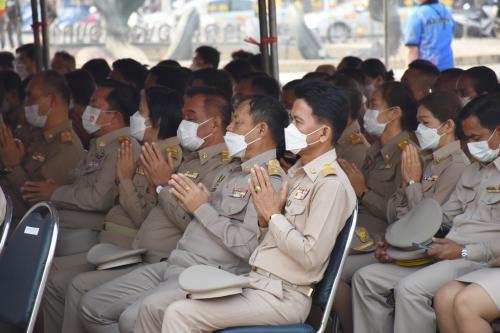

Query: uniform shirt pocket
[[481, 193, 500, 223], [285, 201, 307, 230], [221, 195, 250, 216]]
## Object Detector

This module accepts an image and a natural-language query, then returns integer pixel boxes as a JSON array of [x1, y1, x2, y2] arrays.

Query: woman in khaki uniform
[[336, 82, 419, 333], [387, 91, 469, 223]]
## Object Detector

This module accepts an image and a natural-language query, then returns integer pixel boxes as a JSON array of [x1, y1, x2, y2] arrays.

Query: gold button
[[385, 154, 390, 160], [309, 167, 317, 174], [201, 152, 208, 159]]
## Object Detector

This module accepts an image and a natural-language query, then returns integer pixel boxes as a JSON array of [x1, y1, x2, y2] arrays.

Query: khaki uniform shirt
[[249, 149, 356, 288], [336, 120, 370, 169], [165, 149, 286, 278], [99, 137, 183, 248], [443, 157, 500, 262], [387, 140, 470, 223], [132, 143, 232, 263], [361, 131, 415, 221], [51, 128, 141, 230], [2, 120, 83, 218]]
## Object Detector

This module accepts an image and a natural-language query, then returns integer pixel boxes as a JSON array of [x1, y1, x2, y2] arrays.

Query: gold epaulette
[[267, 159, 283, 176], [321, 163, 337, 176], [60, 130, 73, 143], [398, 140, 409, 151]]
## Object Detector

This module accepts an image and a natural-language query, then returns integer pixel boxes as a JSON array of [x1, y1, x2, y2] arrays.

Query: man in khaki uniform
[[162, 81, 357, 333], [352, 94, 500, 333], [78, 95, 288, 333], [20, 79, 141, 256], [44, 87, 235, 333], [0, 71, 83, 220]]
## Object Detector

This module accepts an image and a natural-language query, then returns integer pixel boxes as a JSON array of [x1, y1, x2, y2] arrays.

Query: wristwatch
[[408, 180, 416, 186], [460, 246, 468, 259], [268, 213, 281, 223]]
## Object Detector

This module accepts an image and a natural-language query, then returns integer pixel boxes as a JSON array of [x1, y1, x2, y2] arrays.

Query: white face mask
[[82, 106, 104, 134], [461, 96, 472, 107], [415, 123, 444, 151], [14, 60, 28, 80], [224, 125, 261, 159], [363, 108, 389, 136], [25, 104, 48, 128], [467, 129, 499, 163], [284, 123, 324, 155], [177, 118, 213, 151], [130, 111, 150, 142]]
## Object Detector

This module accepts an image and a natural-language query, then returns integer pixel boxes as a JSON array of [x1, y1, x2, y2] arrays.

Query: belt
[[104, 222, 138, 238], [251, 266, 314, 297]]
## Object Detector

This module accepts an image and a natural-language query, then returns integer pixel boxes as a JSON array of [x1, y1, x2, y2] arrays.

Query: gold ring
[[254, 185, 261, 193]]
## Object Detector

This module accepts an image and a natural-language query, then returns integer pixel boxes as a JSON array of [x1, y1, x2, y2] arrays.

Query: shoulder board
[[350, 132, 363, 145], [221, 149, 231, 163], [398, 140, 409, 151], [166, 146, 179, 159], [267, 159, 283, 176], [117, 136, 130, 144], [60, 130, 73, 143], [321, 163, 337, 177]]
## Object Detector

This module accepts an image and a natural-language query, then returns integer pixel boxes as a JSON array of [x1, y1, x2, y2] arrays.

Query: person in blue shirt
[[404, 0, 455, 71]]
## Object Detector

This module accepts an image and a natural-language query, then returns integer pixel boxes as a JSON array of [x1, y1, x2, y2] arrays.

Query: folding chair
[[0, 202, 59, 333], [218, 205, 358, 333], [0, 194, 13, 254]]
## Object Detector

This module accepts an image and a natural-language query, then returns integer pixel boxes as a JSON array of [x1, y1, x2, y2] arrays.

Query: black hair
[[378, 81, 419, 131], [462, 66, 499, 95], [65, 69, 96, 106], [145, 86, 183, 139], [336, 68, 366, 87], [0, 70, 23, 100], [35, 70, 72, 106], [328, 73, 361, 91], [302, 71, 330, 82], [191, 68, 233, 100], [0, 51, 14, 70], [15, 43, 35, 61], [186, 86, 232, 129], [223, 59, 253, 83], [54, 51, 76, 66], [294, 80, 349, 143], [283, 79, 302, 92], [337, 56, 363, 71], [112, 58, 148, 90], [459, 92, 500, 132], [250, 76, 280, 99], [195, 46, 221, 69], [99, 79, 140, 126], [362, 58, 394, 82], [249, 54, 263, 72], [156, 59, 181, 68], [408, 59, 440, 76], [241, 95, 288, 146], [82, 58, 111, 85], [149, 66, 192, 96], [231, 49, 254, 61], [432, 68, 464, 92]]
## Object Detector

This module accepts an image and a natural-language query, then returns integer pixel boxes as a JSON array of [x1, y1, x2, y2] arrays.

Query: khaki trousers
[[352, 259, 486, 333], [43, 264, 137, 333], [162, 285, 311, 333], [79, 262, 184, 333]]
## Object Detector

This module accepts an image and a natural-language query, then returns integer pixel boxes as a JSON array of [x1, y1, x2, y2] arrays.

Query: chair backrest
[[0, 202, 59, 333], [0, 194, 13, 254], [313, 204, 358, 333]]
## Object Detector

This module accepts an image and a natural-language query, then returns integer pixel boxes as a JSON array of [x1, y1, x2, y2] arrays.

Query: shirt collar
[[95, 127, 131, 149], [432, 140, 462, 163], [241, 149, 277, 174], [43, 120, 73, 142], [290, 149, 338, 182], [197, 143, 227, 165]]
